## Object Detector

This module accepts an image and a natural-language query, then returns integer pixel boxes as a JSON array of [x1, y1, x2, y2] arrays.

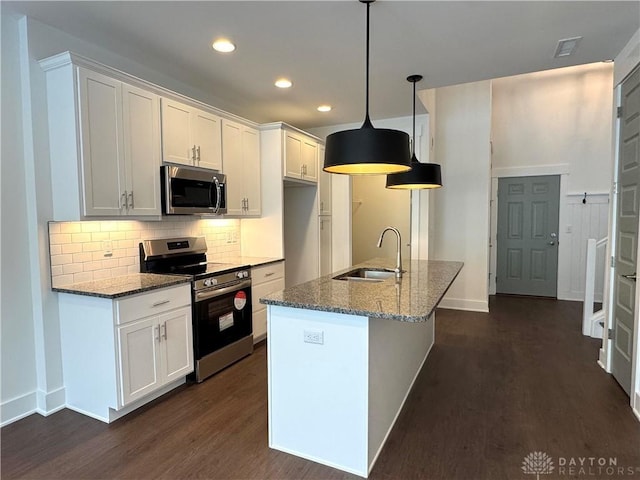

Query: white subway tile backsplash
[[60, 223, 82, 234], [71, 233, 91, 243], [51, 254, 73, 266], [91, 232, 109, 241], [49, 219, 241, 286], [50, 234, 71, 245], [73, 252, 93, 263], [73, 272, 93, 284], [61, 243, 83, 254], [81, 222, 102, 233]]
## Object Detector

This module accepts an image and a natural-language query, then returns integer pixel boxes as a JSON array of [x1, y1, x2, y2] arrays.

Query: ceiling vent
[[554, 36, 582, 58]]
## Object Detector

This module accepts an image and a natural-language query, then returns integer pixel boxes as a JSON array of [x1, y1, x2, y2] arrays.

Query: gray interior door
[[496, 175, 560, 297], [612, 65, 640, 396]]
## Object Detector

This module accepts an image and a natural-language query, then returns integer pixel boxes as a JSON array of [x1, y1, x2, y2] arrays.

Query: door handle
[[548, 241, 556, 246], [622, 273, 637, 281]]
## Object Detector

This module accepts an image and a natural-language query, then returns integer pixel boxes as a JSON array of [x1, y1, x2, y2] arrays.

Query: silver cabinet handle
[[121, 191, 127, 209], [161, 322, 167, 340], [154, 325, 160, 342], [320, 201, 324, 212], [264, 272, 275, 277], [622, 273, 637, 281], [196, 145, 201, 163], [127, 191, 134, 209], [245, 198, 249, 211], [152, 300, 170, 307], [192, 145, 197, 164]]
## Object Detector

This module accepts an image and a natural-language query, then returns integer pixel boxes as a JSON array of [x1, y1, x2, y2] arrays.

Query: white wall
[[491, 63, 614, 301], [430, 81, 492, 312], [352, 175, 411, 265], [1, 11, 39, 425]]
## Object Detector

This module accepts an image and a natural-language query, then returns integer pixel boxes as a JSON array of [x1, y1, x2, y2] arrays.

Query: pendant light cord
[[411, 79, 416, 157], [362, 0, 373, 128]]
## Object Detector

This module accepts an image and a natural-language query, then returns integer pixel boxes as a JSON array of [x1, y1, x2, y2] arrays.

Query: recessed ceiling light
[[317, 105, 332, 112], [554, 36, 582, 58], [275, 78, 292, 89], [212, 39, 236, 53]]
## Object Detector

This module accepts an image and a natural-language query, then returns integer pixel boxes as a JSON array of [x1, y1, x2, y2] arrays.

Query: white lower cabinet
[[251, 261, 285, 342], [117, 306, 192, 406], [59, 283, 193, 423]]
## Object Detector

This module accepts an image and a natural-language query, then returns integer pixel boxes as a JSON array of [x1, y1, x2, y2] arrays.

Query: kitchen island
[[260, 258, 463, 478]]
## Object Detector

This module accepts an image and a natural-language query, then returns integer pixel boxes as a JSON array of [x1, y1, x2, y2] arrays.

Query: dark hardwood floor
[[3, 296, 640, 480]]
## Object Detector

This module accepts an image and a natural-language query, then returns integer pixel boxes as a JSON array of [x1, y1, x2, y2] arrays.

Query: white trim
[[438, 298, 489, 313], [634, 393, 640, 423], [0, 391, 37, 426], [36, 386, 65, 416], [491, 163, 570, 179]]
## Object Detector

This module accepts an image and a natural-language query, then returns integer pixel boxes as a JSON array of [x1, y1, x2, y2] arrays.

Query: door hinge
[[612, 181, 618, 195], [611, 256, 616, 268], [617, 106, 623, 118], [608, 328, 615, 340]]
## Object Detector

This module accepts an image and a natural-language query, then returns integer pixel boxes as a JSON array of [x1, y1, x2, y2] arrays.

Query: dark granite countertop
[[260, 258, 463, 322], [52, 273, 191, 299]]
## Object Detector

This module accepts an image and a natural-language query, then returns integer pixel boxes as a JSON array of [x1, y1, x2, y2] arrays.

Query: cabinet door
[[284, 131, 302, 179], [243, 126, 261, 216], [159, 307, 194, 383], [222, 119, 245, 215], [161, 98, 194, 166], [117, 317, 162, 406], [77, 68, 125, 216], [319, 216, 332, 276], [122, 84, 161, 216], [301, 138, 318, 183], [318, 145, 331, 215], [194, 109, 222, 171]]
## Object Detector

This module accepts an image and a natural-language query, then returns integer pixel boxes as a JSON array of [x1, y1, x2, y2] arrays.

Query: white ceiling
[[5, 1, 639, 129]]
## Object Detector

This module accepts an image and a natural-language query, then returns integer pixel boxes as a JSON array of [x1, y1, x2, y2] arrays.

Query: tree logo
[[522, 451, 554, 480]]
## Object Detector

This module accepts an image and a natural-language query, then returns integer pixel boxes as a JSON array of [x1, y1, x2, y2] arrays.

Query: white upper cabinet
[[318, 145, 332, 215], [222, 119, 261, 216], [122, 84, 162, 216], [161, 98, 222, 171], [41, 54, 162, 220], [284, 129, 319, 184], [77, 68, 125, 216]]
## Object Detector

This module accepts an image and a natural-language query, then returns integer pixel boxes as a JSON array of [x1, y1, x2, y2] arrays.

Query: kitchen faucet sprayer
[[377, 227, 403, 278]]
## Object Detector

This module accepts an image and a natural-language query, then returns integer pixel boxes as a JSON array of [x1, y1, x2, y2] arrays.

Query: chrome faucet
[[376, 226, 403, 278]]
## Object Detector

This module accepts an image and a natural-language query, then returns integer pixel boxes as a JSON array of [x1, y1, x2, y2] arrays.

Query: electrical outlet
[[102, 240, 113, 257], [303, 330, 324, 345]]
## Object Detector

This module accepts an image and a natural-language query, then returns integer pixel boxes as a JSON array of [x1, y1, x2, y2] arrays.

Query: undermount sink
[[333, 268, 397, 282]]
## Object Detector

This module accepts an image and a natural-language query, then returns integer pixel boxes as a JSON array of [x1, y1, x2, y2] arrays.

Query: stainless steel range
[[140, 237, 253, 383]]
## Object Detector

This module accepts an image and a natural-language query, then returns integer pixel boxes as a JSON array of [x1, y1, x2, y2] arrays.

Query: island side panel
[[367, 313, 435, 471], [267, 305, 370, 477]]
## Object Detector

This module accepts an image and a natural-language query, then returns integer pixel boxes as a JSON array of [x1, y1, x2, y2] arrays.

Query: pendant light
[[386, 75, 442, 189], [323, 0, 411, 175]]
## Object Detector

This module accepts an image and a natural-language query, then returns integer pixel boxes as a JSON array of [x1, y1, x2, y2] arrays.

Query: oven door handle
[[195, 279, 252, 302]]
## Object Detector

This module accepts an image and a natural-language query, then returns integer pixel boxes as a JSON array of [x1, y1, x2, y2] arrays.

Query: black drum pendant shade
[[323, 0, 411, 175], [386, 75, 443, 189]]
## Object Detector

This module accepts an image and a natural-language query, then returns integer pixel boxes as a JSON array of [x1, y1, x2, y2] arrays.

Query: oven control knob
[[237, 271, 248, 279]]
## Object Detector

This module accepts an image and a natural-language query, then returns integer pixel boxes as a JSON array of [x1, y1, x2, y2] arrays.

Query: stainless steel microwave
[[162, 165, 227, 215]]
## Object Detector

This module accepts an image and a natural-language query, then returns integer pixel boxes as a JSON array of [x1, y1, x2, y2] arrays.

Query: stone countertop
[[52, 273, 191, 299], [260, 258, 463, 322], [213, 256, 284, 268]]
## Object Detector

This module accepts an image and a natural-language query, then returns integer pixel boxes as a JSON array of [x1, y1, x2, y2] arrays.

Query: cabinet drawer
[[116, 284, 190, 325], [252, 262, 285, 284], [252, 277, 285, 311]]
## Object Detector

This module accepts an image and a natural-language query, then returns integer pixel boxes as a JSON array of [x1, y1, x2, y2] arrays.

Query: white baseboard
[[558, 292, 604, 303], [438, 298, 489, 313], [1, 391, 37, 426], [634, 393, 640, 423], [36, 386, 66, 416]]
